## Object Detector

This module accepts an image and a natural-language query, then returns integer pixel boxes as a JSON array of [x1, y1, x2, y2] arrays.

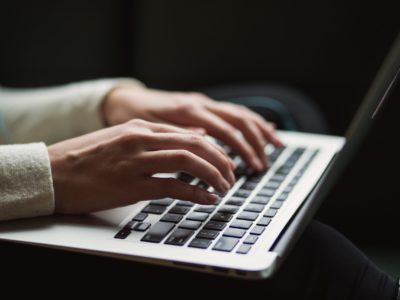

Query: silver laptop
[[0, 34, 399, 279]]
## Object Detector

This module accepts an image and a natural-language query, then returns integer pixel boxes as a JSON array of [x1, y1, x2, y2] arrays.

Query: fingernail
[[221, 179, 231, 192], [252, 157, 264, 172], [228, 171, 236, 185], [206, 193, 218, 204]]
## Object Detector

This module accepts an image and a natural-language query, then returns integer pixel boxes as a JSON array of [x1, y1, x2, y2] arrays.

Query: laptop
[[0, 34, 399, 279]]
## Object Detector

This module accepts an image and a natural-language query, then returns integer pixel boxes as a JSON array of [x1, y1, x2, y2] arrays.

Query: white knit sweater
[[0, 78, 142, 221]]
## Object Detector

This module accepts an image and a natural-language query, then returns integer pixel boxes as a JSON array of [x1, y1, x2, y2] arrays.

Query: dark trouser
[[147, 220, 397, 300], [263, 221, 398, 300]]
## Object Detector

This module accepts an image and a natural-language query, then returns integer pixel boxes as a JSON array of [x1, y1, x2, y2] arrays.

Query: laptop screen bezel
[[271, 33, 400, 266]]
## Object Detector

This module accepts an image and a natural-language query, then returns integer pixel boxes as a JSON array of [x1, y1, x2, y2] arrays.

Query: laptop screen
[[345, 33, 400, 146]]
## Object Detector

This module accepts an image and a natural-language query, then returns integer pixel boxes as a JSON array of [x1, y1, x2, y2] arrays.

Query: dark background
[[1, 0, 400, 281]]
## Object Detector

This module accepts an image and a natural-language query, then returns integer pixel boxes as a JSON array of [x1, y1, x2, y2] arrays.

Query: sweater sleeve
[[0, 143, 54, 221], [0, 78, 144, 144]]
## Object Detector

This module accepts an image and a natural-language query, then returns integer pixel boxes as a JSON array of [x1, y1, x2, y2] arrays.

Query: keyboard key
[[225, 197, 246, 206], [218, 205, 239, 214], [271, 201, 283, 209], [264, 208, 278, 217], [230, 220, 253, 229], [197, 229, 220, 239], [264, 181, 280, 189], [179, 220, 202, 230], [124, 221, 137, 230], [134, 222, 151, 232], [151, 198, 174, 206], [270, 174, 286, 182], [251, 196, 270, 205], [204, 221, 226, 231], [169, 205, 191, 215], [213, 237, 239, 252], [257, 217, 271, 226], [243, 235, 258, 244], [132, 212, 148, 222], [176, 201, 194, 207], [283, 186, 293, 193], [165, 228, 194, 246], [189, 238, 212, 249], [141, 222, 175, 243], [114, 228, 131, 239], [197, 180, 209, 190], [178, 172, 195, 183], [240, 181, 258, 190], [246, 172, 265, 183], [276, 166, 291, 175], [237, 211, 259, 221], [142, 204, 167, 215], [234, 162, 249, 179], [195, 205, 216, 213], [257, 188, 275, 197], [211, 213, 233, 222], [250, 226, 265, 235], [236, 244, 252, 254], [187, 212, 209, 222], [160, 213, 183, 223], [234, 189, 252, 198], [223, 228, 246, 238], [276, 193, 289, 201], [244, 203, 265, 213]]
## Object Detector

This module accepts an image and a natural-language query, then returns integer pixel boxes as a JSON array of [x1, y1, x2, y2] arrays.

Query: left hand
[[101, 86, 283, 171]]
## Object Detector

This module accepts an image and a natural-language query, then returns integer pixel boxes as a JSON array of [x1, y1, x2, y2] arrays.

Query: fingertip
[[205, 193, 219, 204], [251, 157, 264, 172], [229, 158, 236, 169], [274, 138, 285, 148]]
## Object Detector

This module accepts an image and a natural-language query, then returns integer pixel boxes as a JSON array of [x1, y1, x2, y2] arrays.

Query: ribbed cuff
[[0, 143, 54, 221]]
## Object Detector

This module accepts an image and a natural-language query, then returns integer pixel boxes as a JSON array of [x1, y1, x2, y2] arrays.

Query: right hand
[[48, 119, 236, 214]]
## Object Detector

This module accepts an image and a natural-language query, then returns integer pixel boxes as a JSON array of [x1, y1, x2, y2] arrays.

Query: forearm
[[0, 78, 144, 144]]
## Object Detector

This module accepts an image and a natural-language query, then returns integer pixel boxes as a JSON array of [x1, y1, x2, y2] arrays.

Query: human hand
[[102, 87, 283, 172], [48, 119, 235, 214]]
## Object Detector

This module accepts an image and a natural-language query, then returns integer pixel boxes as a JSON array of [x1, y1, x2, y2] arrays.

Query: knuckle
[[209, 167, 221, 180], [176, 101, 196, 113], [187, 134, 205, 149], [127, 118, 147, 126], [174, 150, 192, 165], [189, 91, 205, 98], [118, 129, 150, 146]]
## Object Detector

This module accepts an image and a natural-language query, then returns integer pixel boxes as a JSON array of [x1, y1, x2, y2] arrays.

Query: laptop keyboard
[[114, 146, 319, 254]]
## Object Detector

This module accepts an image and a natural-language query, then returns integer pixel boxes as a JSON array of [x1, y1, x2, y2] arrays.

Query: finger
[[237, 107, 284, 147], [139, 150, 231, 192], [184, 110, 264, 171], [238, 120, 268, 167], [255, 120, 284, 147], [143, 133, 236, 183], [147, 121, 203, 135], [204, 106, 268, 167], [184, 127, 207, 135], [140, 177, 219, 205]]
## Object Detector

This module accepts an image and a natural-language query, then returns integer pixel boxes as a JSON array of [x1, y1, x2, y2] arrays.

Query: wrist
[[100, 85, 146, 126]]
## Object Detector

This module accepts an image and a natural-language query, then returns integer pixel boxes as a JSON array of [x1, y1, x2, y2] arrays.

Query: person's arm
[[0, 143, 53, 221], [0, 78, 143, 221], [0, 78, 144, 144]]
